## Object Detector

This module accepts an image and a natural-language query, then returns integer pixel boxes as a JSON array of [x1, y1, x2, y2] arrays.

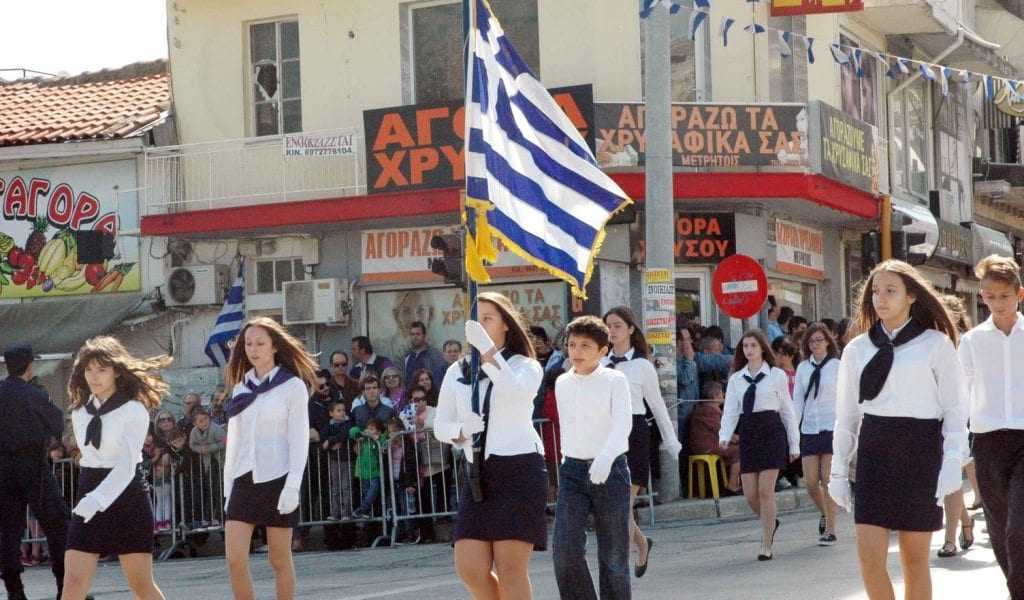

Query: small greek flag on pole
[[205, 261, 245, 367], [465, 0, 631, 298]]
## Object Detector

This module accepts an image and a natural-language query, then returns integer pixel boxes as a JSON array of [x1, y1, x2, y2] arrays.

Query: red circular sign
[[712, 254, 768, 319]]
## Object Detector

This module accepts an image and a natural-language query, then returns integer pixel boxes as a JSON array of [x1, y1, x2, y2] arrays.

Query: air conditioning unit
[[283, 278, 351, 325], [166, 265, 231, 306]]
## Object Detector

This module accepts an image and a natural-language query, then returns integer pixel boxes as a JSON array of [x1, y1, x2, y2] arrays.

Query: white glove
[[461, 412, 486, 437], [465, 320, 496, 354], [277, 487, 300, 515], [935, 458, 964, 506], [827, 476, 852, 513], [589, 454, 614, 485], [660, 439, 683, 457], [72, 495, 103, 523]]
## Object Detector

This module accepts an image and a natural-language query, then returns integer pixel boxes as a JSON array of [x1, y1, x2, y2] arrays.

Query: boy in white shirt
[[552, 316, 633, 600]]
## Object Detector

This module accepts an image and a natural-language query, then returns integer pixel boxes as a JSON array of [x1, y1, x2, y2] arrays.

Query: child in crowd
[[388, 416, 421, 542], [350, 418, 386, 519], [688, 381, 742, 494], [320, 402, 354, 520], [189, 406, 226, 526]]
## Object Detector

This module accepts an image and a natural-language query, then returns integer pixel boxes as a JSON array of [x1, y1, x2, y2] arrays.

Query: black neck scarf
[[804, 356, 833, 403], [742, 371, 767, 416], [859, 319, 927, 403], [84, 392, 133, 450], [226, 367, 297, 420], [608, 354, 630, 367]]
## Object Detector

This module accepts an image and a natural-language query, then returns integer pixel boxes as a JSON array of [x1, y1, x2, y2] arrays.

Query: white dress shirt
[[555, 366, 632, 461], [601, 348, 680, 447], [71, 397, 149, 511], [434, 352, 544, 462], [719, 362, 800, 456], [834, 326, 969, 472], [792, 356, 840, 435], [351, 395, 394, 409], [223, 367, 310, 503], [959, 313, 1024, 433]]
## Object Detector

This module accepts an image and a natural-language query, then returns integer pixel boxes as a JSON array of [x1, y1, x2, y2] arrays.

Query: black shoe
[[634, 537, 654, 578], [757, 551, 773, 561], [818, 533, 837, 547], [818, 514, 826, 535]]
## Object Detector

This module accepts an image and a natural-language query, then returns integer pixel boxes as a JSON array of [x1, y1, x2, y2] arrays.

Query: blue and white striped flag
[[204, 261, 245, 367], [466, 0, 631, 297], [721, 17, 736, 47]]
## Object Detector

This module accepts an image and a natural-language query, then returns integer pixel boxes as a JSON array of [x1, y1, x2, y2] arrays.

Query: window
[[933, 84, 971, 222], [768, 278, 817, 321], [250, 20, 301, 136], [889, 78, 931, 199], [839, 36, 878, 127], [766, 16, 808, 103], [409, 0, 539, 104], [255, 258, 305, 293]]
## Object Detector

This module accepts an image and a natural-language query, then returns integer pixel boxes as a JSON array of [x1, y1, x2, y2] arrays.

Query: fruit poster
[[0, 160, 141, 299]]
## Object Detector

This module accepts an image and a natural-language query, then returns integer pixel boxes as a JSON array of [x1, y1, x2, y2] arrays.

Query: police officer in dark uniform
[[0, 343, 71, 600]]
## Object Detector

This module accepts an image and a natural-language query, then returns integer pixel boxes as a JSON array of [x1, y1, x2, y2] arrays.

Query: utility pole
[[643, 0, 680, 502]]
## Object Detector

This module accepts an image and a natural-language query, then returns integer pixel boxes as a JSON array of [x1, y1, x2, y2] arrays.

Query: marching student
[[829, 260, 967, 600], [601, 307, 683, 578], [719, 330, 800, 561], [552, 316, 633, 600], [62, 336, 173, 600], [792, 322, 841, 547], [221, 317, 319, 600], [958, 255, 1024, 598], [434, 292, 546, 600]]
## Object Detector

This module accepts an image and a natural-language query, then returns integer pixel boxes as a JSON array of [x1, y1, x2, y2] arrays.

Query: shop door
[[675, 268, 711, 327]]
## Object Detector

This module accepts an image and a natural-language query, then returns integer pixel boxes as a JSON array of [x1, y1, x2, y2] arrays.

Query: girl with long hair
[[409, 367, 439, 407], [601, 306, 682, 577], [719, 330, 800, 561], [829, 260, 968, 600], [62, 336, 172, 600], [792, 322, 842, 547], [222, 317, 318, 600], [434, 292, 546, 600]]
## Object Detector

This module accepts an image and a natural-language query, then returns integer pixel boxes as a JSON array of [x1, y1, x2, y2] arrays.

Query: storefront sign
[[360, 225, 542, 284], [770, 0, 863, 16], [0, 161, 140, 299], [363, 85, 594, 195], [643, 269, 675, 346], [284, 132, 356, 157], [995, 81, 1024, 119], [807, 101, 879, 196], [712, 254, 768, 319], [634, 212, 736, 264], [595, 103, 808, 168], [773, 219, 825, 279], [366, 281, 567, 362], [933, 220, 972, 265]]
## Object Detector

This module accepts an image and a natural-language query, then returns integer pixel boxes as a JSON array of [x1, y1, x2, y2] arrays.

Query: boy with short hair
[[321, 402, 355, 520], [552, 316, 633, 600], [188, 405, 226, 526], [349, 418, 386, 519]]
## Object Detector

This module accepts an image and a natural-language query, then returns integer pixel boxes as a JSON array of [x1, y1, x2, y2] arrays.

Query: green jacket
[[349, 425, 386, 480]]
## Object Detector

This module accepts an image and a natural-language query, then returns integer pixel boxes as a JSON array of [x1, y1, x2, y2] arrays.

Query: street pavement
[[16, 506, 1006, 599]]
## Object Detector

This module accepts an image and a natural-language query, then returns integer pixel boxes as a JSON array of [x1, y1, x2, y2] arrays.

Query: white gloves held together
[[72, 495, 103, 523], [465, 320, 496, 354], [277, 486, 300, 515]]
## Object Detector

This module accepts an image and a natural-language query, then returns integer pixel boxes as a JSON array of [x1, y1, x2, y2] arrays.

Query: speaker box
[[76, 231, 115, 263]]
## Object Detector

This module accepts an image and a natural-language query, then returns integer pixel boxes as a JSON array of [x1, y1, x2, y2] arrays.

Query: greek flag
[[465, 0, 631, 297], [204, 261, 245, 367]]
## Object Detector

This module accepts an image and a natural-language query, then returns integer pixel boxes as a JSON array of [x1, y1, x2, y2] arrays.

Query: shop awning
[[0, 293, 150, 355], [891, 197, 939, 261], [972, 223, 1014, 263]]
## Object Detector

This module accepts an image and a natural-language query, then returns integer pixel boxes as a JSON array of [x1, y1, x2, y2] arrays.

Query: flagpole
[[462, 0, 478, 382]]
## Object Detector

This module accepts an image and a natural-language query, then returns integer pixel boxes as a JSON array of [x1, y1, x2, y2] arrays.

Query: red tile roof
[[0, 60, 170, 147]]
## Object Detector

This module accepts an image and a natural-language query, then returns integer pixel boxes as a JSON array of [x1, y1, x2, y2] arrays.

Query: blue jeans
[[357, 477, 381, 514], [553, 455, 631, 600]]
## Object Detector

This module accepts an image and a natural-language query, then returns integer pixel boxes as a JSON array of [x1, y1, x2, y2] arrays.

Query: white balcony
[[142, 128, 365, 215]]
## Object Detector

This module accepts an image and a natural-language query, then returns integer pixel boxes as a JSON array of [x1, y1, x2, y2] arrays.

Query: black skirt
[[454, 453, 548, 551], [67, 466, 153, 556], [855, 415, 943, 532], [738, 411, 789, 474], [226, 472, 299, 528], [800, 430, 834, 456], [627, 414, 651, 488]]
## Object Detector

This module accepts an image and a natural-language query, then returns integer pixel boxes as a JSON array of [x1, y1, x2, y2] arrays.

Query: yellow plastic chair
[[688, 454, 728, 500]]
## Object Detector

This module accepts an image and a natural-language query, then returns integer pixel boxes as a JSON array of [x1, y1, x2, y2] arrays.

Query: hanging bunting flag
[[804, 36, 815, 64], [939, 67, 951, 96], [670, 2, 683, 14], [777, 30, 792, 57], [744, 23, 766, 34], [689, 10, 708, 40], [720, 17, 736, 46], [957, 69, 971, 85], [852, 48, 864, 78], [984, 75, 995, 101], [829, 43, 850, 65], [639, 0, 660, 18], [918, 63, 936, 81]]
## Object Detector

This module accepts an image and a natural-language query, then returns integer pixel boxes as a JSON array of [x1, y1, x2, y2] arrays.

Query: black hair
[[787, 316, 808, 334], [6, 357, 30, 378], [529, 326, 551, 342], [316, 368, 331, 379], [409, 321, 427, 335], [704, 325, 725, 341], [702, 380, 724, 399], [778, 306, 794, 325], [352, 336, 373, 354], [330, 350, 349, 364], [566, 316, 610, 348]]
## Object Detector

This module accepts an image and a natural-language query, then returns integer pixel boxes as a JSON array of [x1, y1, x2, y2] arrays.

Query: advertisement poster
[[0, 160, 140, 299], [595, 102, 808, 168], [363, 85, 594, 195], [808, 100, 879, 195], [772, 219, 825, 280], [361, 225, 543, 284], [642, 269, 675, 346], [366, 281, 567, 363]]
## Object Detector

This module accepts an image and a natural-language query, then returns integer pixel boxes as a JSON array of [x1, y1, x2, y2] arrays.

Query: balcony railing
[[142, 128, 365, 215]]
